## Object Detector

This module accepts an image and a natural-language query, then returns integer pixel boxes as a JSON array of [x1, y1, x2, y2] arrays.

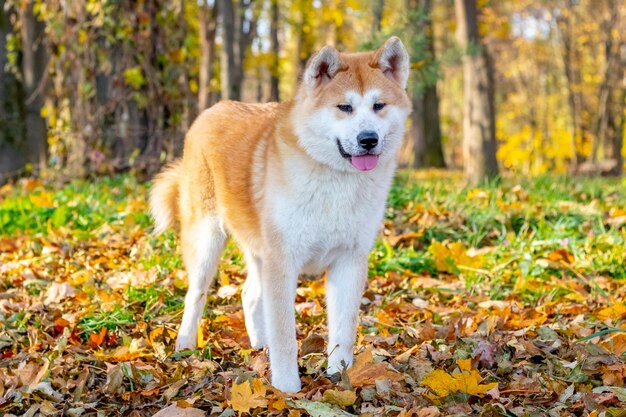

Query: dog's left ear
[[304, 45, 342, 89], [372, 37, 410, 89]]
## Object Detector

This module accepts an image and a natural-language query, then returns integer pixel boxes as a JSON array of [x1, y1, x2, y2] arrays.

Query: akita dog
[[150, 37, 411, 393]]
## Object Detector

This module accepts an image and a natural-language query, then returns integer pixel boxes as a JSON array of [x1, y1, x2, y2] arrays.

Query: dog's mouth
[[336, 139, 379, 171]]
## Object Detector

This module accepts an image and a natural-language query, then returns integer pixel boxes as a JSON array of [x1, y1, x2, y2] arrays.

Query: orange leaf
[[347, 347, 403, 387], [88, 327, 107, 349], [547, 248, 575, 264], [600, 332, 626, 356]]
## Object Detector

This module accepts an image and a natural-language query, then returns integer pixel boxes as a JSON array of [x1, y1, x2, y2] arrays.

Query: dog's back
[[150, 101, 280, 241]]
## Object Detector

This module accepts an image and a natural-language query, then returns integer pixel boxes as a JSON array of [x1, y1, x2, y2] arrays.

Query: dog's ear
[[372, 37, 410, 89], [303, 45, 342, 89]]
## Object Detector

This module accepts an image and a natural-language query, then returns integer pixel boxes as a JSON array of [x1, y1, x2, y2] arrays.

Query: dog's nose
[[357, 131, 379, 150]]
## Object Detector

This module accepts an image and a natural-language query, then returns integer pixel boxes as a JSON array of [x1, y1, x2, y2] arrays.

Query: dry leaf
[[151, 404, 206, 417], [230, 378, 268, 415], [44, 282, 75, 304], [347, 347, 403, 387], [322, 389, 357, 406]]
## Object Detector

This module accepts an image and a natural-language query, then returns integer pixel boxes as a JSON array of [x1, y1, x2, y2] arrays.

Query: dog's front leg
[[326, 254, 368, 375], [261, 258, 301, 393]]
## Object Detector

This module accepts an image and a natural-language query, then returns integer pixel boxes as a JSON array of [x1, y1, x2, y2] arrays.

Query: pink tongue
[[351, 154, 379, 171]]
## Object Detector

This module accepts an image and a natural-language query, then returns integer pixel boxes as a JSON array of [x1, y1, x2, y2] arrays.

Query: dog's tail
[[150, 160, 182, 234]]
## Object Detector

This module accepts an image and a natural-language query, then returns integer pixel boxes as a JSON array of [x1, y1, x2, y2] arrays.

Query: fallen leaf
[[347, 347, 403, 387], [596, 303, 626, 321], [592, 386, 626, 402], [151, 404, 206, 417], [547, 248, 575, 264], [87, 327, 107, 349], [416, 407, 441, 417], [600, 332, 626, 356], [288, 399, 355, 417], [421, 359, 497, 399], [230, 378, 268, 415], [44, 282, 75, 304], [301, 333, 326, 356], [322, 389, 357, 406]]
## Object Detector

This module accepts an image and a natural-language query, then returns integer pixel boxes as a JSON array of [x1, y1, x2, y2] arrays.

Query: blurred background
[[0, 0, 625, 183]]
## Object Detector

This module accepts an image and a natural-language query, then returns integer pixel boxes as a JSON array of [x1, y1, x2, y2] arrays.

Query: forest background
[[1, 0, 625, 183]]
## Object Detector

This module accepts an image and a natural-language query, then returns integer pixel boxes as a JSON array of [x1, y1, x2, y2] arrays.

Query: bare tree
[[199, 0, 219, 109], [455, 0, 498, 184], [20, 0, 48, 173], [408, 0, 445, 169], [0, 0, 27, 179], [269, 0, 280, 102], [555, 1, 585, 168], [372, 0, 384, 36], [220, 0, 258, 100]]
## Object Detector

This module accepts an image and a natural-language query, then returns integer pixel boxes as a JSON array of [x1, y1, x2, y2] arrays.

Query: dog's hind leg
[[176, 214, 227, 351], [242, 253, 266, 348]]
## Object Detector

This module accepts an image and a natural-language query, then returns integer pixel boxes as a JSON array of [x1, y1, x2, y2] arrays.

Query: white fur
[[176, 215, 227, 351], [294, 89, 409, 174]]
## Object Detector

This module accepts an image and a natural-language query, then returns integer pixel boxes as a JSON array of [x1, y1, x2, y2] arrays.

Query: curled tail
[[150, 160, 182, 234]]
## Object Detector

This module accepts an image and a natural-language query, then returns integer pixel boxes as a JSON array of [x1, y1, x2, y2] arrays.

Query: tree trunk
[[296, 0, 314, 79], [220, 0, 239, 100], [269, 0, 280, 102], [20, 0, 48, 173], [372, 0, 384, 36], [556, 2, 584, 168], [0, 0, 27, 180], [455, 0, 498, 184], [199, 0, 218, 109], [409, 0, 445, 169]]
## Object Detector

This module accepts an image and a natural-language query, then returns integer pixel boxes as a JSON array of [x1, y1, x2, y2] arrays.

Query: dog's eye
[[373, 102, 386, 112], [337, 104, 353, 113]]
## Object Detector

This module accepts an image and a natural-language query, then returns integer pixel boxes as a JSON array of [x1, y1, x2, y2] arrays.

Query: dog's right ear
[[303, 46, 341, 89]]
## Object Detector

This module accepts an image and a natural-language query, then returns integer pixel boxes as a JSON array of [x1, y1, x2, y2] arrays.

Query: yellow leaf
[[596, 303, 626, 321], [457, 358, 472, 372], [230, 379, 268, 415], [421, 364, 497, 399], [428, 241, 483, 273], [322, 389, 357, 406], [197, 320, 208, 348], [30, 192, 54, 208]]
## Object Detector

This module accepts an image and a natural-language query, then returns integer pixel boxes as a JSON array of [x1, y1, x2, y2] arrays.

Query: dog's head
[[292, 37, 412, 173]]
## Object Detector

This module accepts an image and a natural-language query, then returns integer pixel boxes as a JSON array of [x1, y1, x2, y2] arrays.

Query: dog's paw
[[327, 354, 353, 376], [175, 336, 197, 352], [247, 331, 267, 349], [271, 373, 301, 394]]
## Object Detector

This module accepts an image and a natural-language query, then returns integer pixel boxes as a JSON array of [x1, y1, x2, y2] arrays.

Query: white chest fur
[[264, 149, 394, 273]]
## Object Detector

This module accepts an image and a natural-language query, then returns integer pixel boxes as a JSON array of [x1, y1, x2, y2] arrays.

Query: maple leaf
[[421, 359, 497, 399], [230, 378, 268, 415]]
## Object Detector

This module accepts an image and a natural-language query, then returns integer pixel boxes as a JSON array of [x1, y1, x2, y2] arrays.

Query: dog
[[149, 37, 412, 393]]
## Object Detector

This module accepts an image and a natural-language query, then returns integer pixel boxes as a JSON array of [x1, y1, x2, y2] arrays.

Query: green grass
[[2, 171, 626, 327]]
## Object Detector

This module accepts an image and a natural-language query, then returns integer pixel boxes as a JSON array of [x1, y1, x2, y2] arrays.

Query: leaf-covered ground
[[1, 171, 626, 417]]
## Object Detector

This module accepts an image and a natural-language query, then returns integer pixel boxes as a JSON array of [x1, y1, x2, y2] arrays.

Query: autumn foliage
[[1, 171, 626, 416]]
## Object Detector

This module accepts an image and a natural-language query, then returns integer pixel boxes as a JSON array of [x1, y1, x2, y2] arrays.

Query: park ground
[[0, 171, 625, 416]]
